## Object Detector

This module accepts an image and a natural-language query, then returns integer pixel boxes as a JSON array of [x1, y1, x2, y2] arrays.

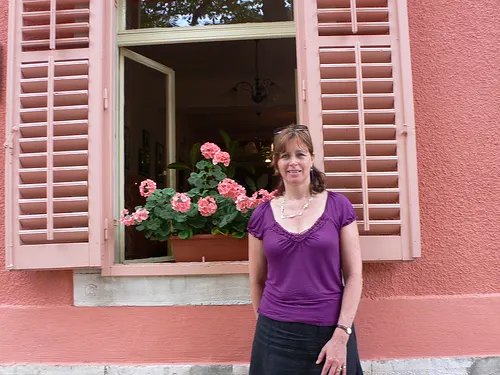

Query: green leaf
[[167, 162, 190, 170], [162, 188, 176, 199], [196, 160, 211, 170], [225, 164, 236, 178], [232, 232, 246, 239], [245, 176, 257, 193], [229, 141, 239, 159], [178, 228, 193, 239], [190, 142, 201, 166], [256, 174, 269, 190], [219, 128, 231, 150], [219, 210, 239, 228], [211, 227, 229, 236]]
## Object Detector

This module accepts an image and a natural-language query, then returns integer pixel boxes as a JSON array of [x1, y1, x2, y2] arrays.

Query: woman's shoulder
[[251, 199, 272, 217], [326, 191, 357, 227], [247, 199, 273, 239]]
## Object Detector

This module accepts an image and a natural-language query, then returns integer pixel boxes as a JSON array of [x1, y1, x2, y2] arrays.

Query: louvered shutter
[[5, 0, 110, 270], [296, 0, 421, 261]]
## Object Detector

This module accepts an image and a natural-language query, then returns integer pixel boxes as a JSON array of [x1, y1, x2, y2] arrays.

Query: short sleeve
[[247, 201, 270, 240], [332, 192, 357, 228]]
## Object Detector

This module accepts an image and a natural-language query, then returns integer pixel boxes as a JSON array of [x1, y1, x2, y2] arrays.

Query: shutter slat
[[19, 120, 88, 137], [20, 150, 88, 168], [20, 228, 89, 245], [19, 181, 88, 198], [19, 196, 88, 214], [20, 212, 88, 229], [23, 9, 90, 24], [19, 135, 88, 153], [19, 166, 88, 183]]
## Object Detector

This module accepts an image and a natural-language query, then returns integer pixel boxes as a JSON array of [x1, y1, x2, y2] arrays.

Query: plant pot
[[170, 234, 249, 262]]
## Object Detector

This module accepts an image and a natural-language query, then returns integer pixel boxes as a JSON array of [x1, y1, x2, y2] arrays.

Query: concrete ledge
[[1, 357, 499, 375], [74, 272, 251, 306]]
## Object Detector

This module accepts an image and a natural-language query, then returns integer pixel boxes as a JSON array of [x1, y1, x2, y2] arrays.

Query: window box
[[170, 235, 248, 263]]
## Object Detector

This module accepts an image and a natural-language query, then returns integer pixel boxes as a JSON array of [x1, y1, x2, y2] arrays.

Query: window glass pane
[[123, 57, 170, 261], [126, 0, 293, 30]]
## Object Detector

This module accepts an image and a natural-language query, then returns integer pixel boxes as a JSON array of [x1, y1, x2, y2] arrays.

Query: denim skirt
[[249, 315, 363, 375]]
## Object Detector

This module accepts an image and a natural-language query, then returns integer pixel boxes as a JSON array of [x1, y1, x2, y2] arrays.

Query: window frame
[[103, 0, 298, 276]]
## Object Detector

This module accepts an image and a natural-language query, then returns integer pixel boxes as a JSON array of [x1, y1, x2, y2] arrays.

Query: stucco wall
[[0, 0, 499, 365], [362, 0, 500, 298]]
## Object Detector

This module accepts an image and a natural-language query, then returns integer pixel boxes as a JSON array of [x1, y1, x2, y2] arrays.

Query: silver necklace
[[280, 196, 314, 219]]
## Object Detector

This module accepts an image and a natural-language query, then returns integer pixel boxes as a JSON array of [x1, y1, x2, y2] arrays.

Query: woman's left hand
[[316, 331, 348, 375]]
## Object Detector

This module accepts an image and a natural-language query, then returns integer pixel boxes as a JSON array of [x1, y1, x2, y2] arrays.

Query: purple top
[[247, 191, 356, 326]]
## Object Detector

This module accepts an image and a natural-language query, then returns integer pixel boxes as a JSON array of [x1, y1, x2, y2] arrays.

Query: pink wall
[[1, 0, 499, 364]]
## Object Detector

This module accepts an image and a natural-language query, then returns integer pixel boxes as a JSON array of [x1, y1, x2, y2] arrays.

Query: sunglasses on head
[[273, 124, 309, 135]]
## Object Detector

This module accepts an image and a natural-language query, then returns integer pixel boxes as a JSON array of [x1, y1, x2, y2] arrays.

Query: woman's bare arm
[[248, 233, 267, 319], [337, 221, 363, 332]]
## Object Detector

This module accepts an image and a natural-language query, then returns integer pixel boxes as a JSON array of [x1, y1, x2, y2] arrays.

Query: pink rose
[[171, 192, 191, 213], [200, 142, 221, 159], [133, 208, 149, 222], [119, 209, 135, 226], [234, 184, 246, 198], [252, 189, 276, 205], [198, 196, 217, 217], [235, 195, 249, 213], [212, 150, 231, 167], [217, 178, 246, 201], [139, 179, 157, 197], [246, 197, 258, 210]]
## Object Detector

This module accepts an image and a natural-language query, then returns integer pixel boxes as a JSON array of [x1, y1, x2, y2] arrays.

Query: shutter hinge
[[302, 80, 307, 102], [3, 126, 18, 153], [103, 88, 109, 110], [104, 218, 109, 241]]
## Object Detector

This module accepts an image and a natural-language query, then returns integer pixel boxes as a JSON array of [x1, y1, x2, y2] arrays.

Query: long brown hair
[[271, 125, 326, 196]]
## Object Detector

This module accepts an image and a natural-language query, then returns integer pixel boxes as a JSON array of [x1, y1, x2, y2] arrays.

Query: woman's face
[[277, 138, 314, 188]]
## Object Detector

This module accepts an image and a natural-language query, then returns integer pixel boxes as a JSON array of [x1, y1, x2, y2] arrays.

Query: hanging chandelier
[[232, 40, 277, 104]]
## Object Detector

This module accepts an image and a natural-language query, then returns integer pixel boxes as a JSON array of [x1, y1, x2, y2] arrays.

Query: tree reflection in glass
[[126, 0, 293, 29]]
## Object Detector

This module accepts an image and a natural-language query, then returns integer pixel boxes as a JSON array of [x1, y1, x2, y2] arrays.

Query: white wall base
[[1, 357, 499, 375], [74, 271, 251, 307]]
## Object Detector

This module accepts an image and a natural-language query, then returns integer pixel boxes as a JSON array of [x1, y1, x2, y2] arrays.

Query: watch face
[[346, 327, 352, 335]]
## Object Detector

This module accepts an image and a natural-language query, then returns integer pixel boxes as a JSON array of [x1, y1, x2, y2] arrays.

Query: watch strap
[[336, 324, 352, 335]]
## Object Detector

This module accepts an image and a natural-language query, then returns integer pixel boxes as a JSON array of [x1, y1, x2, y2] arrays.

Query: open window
[[117, 38, 298, 263]]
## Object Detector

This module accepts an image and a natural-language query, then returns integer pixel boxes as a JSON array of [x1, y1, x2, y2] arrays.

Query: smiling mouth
[[287, 170, 301, 173]]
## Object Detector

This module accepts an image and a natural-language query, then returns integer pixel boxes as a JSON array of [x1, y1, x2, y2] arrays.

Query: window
[[5, 0, 420, 273], [117, 4, 297, 263]]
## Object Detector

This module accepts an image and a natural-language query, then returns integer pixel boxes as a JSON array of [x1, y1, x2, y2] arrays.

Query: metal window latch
[[103, 88, 109, 110], [104, 219, 109, 241]]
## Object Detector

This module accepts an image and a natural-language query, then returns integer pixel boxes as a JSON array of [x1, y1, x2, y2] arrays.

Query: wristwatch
[[336, 324, 352, 335]]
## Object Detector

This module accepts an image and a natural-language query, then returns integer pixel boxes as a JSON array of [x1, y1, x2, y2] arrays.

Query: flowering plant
[[120, 142, 276, 240]]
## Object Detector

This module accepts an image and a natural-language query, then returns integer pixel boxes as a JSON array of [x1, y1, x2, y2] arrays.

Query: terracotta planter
[[170, 234, 249, 262]]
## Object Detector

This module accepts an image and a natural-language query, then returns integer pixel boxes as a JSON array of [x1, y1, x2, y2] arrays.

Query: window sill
[[102, 260, 249, 277]]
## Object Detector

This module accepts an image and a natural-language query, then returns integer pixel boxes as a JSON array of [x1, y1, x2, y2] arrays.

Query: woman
[[248, 124, 364, 375]]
